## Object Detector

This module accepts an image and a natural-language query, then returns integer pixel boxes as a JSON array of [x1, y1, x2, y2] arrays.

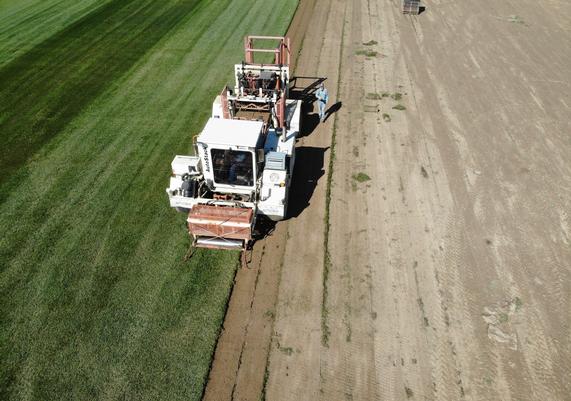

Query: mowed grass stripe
[[1, 0, 234, 394], [0, 0, 298, 399], [0, 0, 203, 191], [0, 0, 113, 66], [0, 0, 217, 266]]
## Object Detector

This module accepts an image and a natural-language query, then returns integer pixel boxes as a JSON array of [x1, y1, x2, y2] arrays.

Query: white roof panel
[[197, 118, 264, 148]]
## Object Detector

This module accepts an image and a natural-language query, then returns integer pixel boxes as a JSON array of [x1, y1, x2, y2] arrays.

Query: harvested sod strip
[[0, 0, 298, 399]]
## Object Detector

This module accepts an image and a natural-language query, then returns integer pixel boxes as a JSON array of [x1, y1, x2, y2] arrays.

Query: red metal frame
[[276, 97, 285, 129], [242, 36, 290, 128], [244, 36, 290, 65], [220, 87, 230, 119]]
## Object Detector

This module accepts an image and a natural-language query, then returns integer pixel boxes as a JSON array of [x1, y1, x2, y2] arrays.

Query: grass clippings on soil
[[355, 49, 378, 57], [352, 172, 371, 183]]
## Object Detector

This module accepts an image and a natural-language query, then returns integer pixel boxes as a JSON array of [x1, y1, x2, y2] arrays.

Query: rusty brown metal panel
[[187, 205, 253, 241]]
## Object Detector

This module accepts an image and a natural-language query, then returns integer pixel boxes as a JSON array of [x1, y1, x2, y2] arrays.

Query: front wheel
[[253, 215, 277, 239]]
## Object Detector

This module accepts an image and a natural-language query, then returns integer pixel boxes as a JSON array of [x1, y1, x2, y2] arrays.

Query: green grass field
[[0, 0, 298, 399]]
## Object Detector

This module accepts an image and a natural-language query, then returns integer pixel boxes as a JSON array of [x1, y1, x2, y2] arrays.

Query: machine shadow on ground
[[252, 145, 327, 241], [253, 217, 277, 241], [323, 101, 342, 122], [285, 76, 331, 218], [289, 76, 337, 137], [287, 146, 328, 219], [250, 77, 329, 243], [254, 76, 330, 240], [289, 76, 327, 102], [299, 112, 320, 138]]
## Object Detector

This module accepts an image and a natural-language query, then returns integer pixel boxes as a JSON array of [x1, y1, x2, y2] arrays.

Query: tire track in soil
[[265, 1, 347, 399], [201, 1, 318, 400]]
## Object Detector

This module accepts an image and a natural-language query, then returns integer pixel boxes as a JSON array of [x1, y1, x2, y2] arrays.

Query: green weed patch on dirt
[[366, 92, 382, 100], [355, 49, 378, 57], [352, 172, 371, 183]]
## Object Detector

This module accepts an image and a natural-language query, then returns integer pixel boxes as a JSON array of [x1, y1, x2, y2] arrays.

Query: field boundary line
[[321, 1, 348, 348]]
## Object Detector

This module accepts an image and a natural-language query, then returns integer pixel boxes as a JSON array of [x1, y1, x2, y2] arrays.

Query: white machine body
[[166, 35, 300, 256], [166, 63, 301, 221]]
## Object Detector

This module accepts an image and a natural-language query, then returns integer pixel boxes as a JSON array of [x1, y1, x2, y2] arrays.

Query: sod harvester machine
[[166, 36, 301, 263]]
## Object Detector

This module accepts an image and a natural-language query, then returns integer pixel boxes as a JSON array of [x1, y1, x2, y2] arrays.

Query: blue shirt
[[315, 88, 328, 104]]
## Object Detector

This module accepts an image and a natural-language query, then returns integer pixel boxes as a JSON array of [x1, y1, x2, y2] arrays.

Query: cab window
[[211, 149, 254, 186]]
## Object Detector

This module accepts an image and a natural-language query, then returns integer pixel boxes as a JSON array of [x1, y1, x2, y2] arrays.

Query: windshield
[[211, 149, 254, 186]]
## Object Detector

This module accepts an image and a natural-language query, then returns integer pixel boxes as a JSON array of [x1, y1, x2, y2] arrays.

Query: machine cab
[[196, 118, 264, 195]]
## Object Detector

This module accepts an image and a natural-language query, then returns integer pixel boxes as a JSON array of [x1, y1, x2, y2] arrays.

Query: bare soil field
[[205, 0, 571, 400]]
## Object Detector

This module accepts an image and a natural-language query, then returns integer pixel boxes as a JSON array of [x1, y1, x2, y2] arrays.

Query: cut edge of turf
[[322, 3, 347, 349], [201, 1, 301, 396]]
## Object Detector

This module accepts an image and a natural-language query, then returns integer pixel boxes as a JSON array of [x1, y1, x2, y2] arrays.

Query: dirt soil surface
[[204, 0, 571, 400]]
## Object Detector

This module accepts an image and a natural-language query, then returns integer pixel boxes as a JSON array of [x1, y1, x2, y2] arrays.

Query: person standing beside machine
[[315, 83, 328, 122]]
